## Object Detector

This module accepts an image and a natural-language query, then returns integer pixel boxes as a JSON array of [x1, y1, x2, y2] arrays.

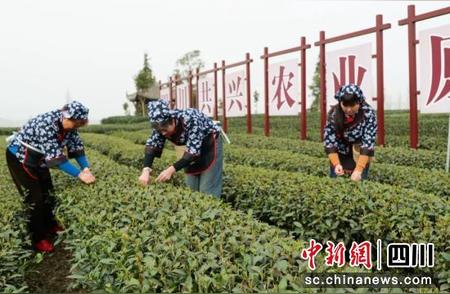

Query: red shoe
[[35, 239, 54, 253], [48, 224, 65, 234]]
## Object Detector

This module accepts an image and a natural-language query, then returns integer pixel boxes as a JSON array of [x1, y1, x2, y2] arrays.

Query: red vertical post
[[407, 5, 419, 149], [222, 60, 228, 133], [159, 80, 161, 91], [264, 47, 270, 136], [213, 62, 218, 121], [196, 68, 200, 109], [376, 14, 386, 146], [319, 31, 327, 141], [300, 37, 307, 140], [188, 70, 193, 109], [246, 52, 252, 134], [169, 77, 174, 109]]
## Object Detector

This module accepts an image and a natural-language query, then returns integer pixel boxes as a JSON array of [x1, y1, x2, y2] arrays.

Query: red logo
[[349, 241, 372, 270], [325, 241, 346, 267], [301, 239, 323, 271]]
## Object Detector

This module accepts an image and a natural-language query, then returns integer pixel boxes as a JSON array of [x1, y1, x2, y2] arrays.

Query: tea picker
[[323, 84, 377, 182], [5, 101, 95, 253], [138, 99, 224, 198]]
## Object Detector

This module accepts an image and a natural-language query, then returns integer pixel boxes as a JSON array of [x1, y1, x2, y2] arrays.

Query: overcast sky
[[0, 0, 448, 126]]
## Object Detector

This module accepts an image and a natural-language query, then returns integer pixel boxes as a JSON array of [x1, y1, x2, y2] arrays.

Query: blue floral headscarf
[[334, 84, 365, 103], [148, 99, 174, 124], [62, 101, 89, 120]]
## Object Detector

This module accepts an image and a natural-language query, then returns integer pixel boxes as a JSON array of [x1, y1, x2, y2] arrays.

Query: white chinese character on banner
[[228, 77, 243, 111], [198, 75, 214, 117], [225, 70, 246, 117], [419, 24, 450, 114], [272, 66, 295, 109], [332, 55, 367, 94], [269, 59, 299, 116], [426, 36, 450, 106], [176, 83, 189, 110], [326, 43, 375, 110]]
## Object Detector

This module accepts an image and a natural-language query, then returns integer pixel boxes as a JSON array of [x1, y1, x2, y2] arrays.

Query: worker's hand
[[334, 164, 344, 176], [78, 169, 96, 184], [156, 166, 176, 183], [82, 168, 95, 179], [351, 170, 362, 182], [138, 167, 152, 186]]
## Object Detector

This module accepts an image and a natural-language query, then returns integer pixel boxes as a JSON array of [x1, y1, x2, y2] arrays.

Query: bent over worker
[[5, 101, 95, 252], [138, 99, 223, 198], [323, 84, 377, 182]]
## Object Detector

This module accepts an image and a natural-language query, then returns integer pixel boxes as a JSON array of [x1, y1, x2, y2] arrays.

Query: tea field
[[0, 112, 449, 292]]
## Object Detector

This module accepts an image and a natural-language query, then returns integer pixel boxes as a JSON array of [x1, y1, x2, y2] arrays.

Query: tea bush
[[0, 141, 33, 293], [229, 134, 447, 170], [81, 133, 450, 288], [109, 131, 450, 197], [55, 150, 353, 292], [100, 116, 148, 125], [110, 130, 447, 170]]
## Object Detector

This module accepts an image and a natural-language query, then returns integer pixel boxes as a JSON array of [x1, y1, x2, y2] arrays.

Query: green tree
[[309, 57, 320, 112], [134, 53, 156, 116], [173, 50, 205, 108], [173, 50, 205, 77]]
